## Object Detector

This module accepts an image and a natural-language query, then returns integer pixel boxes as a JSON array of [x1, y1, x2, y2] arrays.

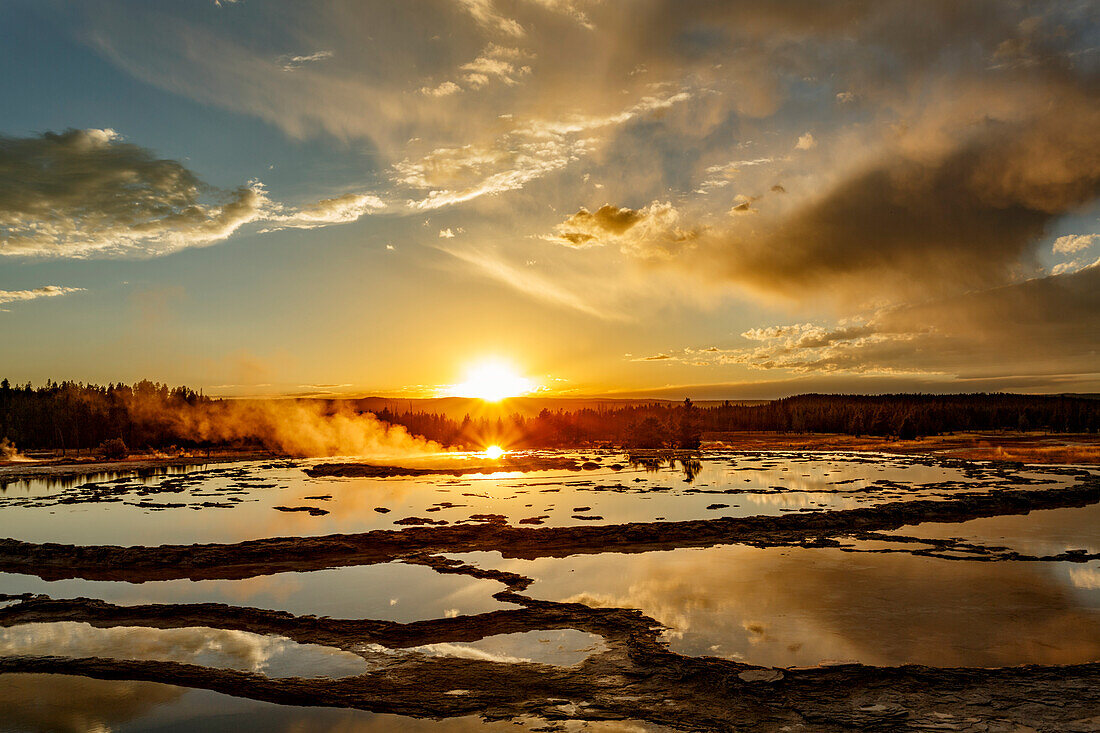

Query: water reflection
[[626, 453, 708, 483], [465, 545, 1100, 667], [886, 502, 1100, 556], [0, 464, 200, 494], [404, 629, 607, 666], [0, 674, 673, 733], [1, 452, 1071, 545], [0, 622, 367, 678], [0, 562, 512, 623]]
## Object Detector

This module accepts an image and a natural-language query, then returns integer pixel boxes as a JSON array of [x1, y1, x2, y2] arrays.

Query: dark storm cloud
[[721, 96, 1100, 299], [544, 0, 1100, 303], [0, 128, 266, 257], [0, 129, 386, 258]]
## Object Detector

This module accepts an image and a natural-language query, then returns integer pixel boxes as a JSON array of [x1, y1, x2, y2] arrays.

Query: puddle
[[0, 673, 675, 732], [0, 622, 367, 678], [882, 502, 1100, 556], [401, 629, 608, 666], [454, 544, 1100, 667], [0, 561, 512, 622]]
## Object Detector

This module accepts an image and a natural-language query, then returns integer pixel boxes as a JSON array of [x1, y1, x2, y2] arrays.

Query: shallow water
[[0, 451, 1096, 731], [450, 541, 1100, 668], [0, 622, 368, 678], [0, 561, 511, 622], [883, 501, 1100, 556], [402, 629, 607, 666], [0, 674, 671, 733], [0, 451, 1077, 545]]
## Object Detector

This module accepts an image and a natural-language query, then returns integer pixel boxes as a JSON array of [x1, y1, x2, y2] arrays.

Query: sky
[[0, 0, 1098, 399]]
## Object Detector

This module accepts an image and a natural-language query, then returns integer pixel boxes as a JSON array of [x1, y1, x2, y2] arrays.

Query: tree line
[[1, 379, 1098, 455], [375, 393, 1100, 449], [0, 379, 209, 455]]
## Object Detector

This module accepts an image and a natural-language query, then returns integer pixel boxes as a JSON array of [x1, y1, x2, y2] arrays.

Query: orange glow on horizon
[[449, 359, 536, 401]]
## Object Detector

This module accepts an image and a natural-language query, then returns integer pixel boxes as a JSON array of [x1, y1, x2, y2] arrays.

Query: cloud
[[545, 201, 701, 259], [0, 285, 84, 307], [394, 88, 693, 210], [397, 137, 588, 210], [645, 267, 1100, 385], [438, 233, 719, 321], [280, 50, 334, 72], [729, 195, 758, 214], [460, 44, 531, 88], [523, 0, 594, 30], [70, 0, 1100, 327], [0, 129, 385, 258], [675, 93, 1100, 304], [548, 204, 643, 246], [697, 158, 778, 193], [266, 193, 386, 229], [1051, 255, 1100, 277], [420, 81, 462, 97], [1053, 233, 1097, 255], [0, 129, 268, 258], [420, 45, 532, 97], [453, 0, 525, 37], [440, 243, 616, 319]]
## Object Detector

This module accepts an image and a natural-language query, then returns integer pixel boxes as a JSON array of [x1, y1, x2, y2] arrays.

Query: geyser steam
[[144, 400, 443, 458]]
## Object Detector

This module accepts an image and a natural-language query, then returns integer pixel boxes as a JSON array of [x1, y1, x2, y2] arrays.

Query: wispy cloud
[[454, 0, 525, 37], [0, 286, 84, 307], [440, 244, 618, 319], [396, 89, 693, 210], [460, 44, 531, 88], [265, 193, 386, 230], [696, 157, 778, 193], [419, 81, 462, 97], [280, 50, 334, 72]]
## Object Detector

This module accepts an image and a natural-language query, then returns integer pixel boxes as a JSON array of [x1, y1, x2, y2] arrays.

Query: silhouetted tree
[[677, 398, 702, 449]]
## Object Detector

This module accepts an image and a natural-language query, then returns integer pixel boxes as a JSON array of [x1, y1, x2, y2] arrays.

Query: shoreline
[[2, 431, 1097, 484], [0, 450, 282, 482]]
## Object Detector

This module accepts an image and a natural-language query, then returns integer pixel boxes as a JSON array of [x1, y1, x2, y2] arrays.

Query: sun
[[450, 359, 535, 402], [484, 445, 505, 459]]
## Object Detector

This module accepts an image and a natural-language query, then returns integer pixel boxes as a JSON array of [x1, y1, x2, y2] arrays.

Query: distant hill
[[344, 396, 767, 420]]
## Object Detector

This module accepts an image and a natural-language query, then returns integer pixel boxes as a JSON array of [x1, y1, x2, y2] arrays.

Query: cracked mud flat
[[0, 452, 1098, 731]]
